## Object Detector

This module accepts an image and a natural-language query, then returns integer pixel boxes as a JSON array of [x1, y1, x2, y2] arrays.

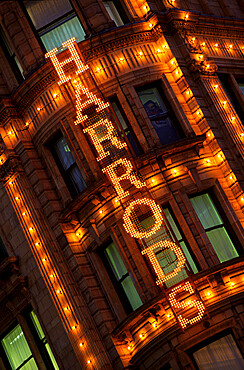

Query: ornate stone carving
[[189, 59, 218, 75], [0, 155, 21, 183]]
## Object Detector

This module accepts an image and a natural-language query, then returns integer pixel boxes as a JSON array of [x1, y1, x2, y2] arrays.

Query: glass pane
[[41, 16, 86, 51], [111, 102, 128, 131], [69, 166, 87, 193], [24, 0, 73, 29], [54, 137, 75, 171], [45, 344, 59, 370], [121, 276, 142, 310], [1, 325, 37, 370], [238, 83, 244, 95], [30, 311, 45, 340], [190, 194, 223, 229], [163, 208, 198, 274], [21, 358, 38, 370], [155, 248, 189, 288], [163, 208, 182, 240], [104, 2, 124, 26], [138, 87, 168, 118], [207, 228, 238, 262], [138, 87, 180, 145], [104, 242, 128, 280], [180, 241, 198, 273], [193, 334, 244, 370]]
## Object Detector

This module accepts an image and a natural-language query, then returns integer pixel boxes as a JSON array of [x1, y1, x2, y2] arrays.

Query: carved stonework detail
[[0, 106, 18, 126], [0, 156, 21, 183], [189, 59, 218, 75], [82, 28, 163, 61]]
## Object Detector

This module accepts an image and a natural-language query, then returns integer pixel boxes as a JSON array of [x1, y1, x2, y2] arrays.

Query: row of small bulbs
[[8, 180, 94, 365]]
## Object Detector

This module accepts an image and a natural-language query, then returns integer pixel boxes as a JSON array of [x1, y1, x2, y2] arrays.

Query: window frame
[[162, 205, 200, 275], [103, 0, 130, 26], [0, 310, 59, 370], [189, 190, 242, 263], [0, 26, 24, 84], [100, 239, 142, 315], [109, 96, 142, 156], [49, 132, 87, 199], [20, 0, 86, 52], [187, 329, 244, 370]]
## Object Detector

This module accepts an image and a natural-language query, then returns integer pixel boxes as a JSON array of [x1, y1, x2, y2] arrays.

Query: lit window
[[23, 0, 86, 51], [0, 26, 24, 83], [1, 324, 38, 370], [51, 135, 87, 198], [137, 85, 184, 146], [1, 311, 59, 369], [104, 1, 125, 26], [191, 333, 244, 369], [102, 241, 142, 314], [29, 312, 59, 370], [163, 207, 198, 274], [110, 99, 142, 155], [190, 193, 239, 262]]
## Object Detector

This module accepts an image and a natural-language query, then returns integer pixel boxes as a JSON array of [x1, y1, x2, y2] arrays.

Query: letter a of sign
[[74, 85, 109, 125], [45, 38, 89, 85]]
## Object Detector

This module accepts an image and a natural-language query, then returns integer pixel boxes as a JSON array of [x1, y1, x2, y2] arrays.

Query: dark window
[[189, 332, 244, 369], [236, 78, 244, 95], [0, 311, 58, 369], [0, 26, 24, 84], [137, 85, 184, 146], [110, 98, 142, 155], [104, 1, 129, 26], [23, 0, 86, 51], [190, 192, 239, 263], [101, 240, 142, 314], [0, 236, 8, 263], [51, 135, 87, 198]]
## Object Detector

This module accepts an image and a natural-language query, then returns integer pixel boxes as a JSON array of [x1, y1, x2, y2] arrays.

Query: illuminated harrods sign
[[46, 38, 205, 329]]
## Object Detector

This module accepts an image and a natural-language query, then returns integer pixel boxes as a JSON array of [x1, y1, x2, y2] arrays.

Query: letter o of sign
[[123, 198, 163, 239]]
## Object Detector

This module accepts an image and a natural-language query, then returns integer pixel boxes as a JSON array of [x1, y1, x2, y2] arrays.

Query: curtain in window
[[193, 334, 244, 369], [40, 16, 86, 51], [190, 194, 238, 262], [1, 325, 38, 370], [24, 0, 72, 29]]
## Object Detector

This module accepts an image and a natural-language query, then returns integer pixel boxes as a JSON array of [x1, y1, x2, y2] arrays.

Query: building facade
[[0, 0, 244, 369]]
